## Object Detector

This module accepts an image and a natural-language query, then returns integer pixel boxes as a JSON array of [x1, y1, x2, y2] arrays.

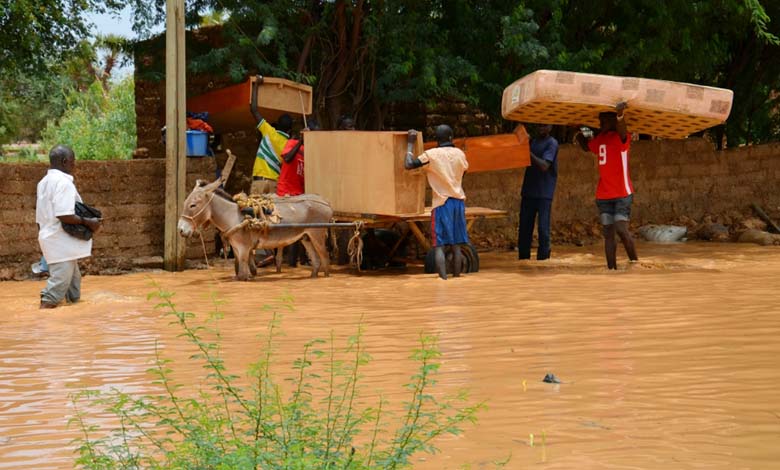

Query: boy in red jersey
[[276, 119, 319, 267], [575, 102, 638, 269]]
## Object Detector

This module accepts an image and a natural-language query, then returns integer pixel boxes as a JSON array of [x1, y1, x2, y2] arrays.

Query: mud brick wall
[[0, 158, 217, 280], [135, 77, 259, 197], [465, 139, 780, 248]]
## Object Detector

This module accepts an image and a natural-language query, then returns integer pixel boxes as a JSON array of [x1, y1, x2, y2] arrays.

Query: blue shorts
[[596, 195, 633, 225], [431, 198, 469, 247]]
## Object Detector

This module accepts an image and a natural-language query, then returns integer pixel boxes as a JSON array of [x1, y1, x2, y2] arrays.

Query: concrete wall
[[465, 139, 780, 248], [0, 158, 217, 280]]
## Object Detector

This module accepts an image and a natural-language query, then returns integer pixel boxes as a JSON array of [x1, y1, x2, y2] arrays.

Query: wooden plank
[[305, 131, 426, 216], [335, 207, 506, 224], [396, 206, 507, 222], [333, 212, 401, 223], [407, 222, 432, 252], [163, 0, 187, 272], [502, 70, 734, 139], [186, 77, 313, 134], [386, 226, 411, 260]]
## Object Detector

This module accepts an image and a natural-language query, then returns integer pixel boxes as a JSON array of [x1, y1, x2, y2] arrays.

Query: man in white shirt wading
[[36, 145, 102, 309]]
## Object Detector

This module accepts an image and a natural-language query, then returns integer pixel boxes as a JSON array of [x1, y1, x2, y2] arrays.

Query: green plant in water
[[69, 289, 495, 469]]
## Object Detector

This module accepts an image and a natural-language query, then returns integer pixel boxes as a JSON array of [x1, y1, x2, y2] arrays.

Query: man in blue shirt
[[518, 124, 558, 260]]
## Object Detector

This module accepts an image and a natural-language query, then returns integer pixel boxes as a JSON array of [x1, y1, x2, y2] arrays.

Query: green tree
[[41, 76, 137, 160], [0, 72, 71, 146], [130, 0, 780, 144], [0, 0, 123, 79], [496, 0, 780, 145], [0, 34, 132, 148], [64, 34, 133, 93]]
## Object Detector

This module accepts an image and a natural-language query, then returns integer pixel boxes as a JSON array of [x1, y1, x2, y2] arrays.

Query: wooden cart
[[301, 130, 509, 273], [333, 207, 507, 273]]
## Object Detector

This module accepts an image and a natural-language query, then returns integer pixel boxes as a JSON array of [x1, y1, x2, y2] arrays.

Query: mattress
[[501, 70, 733, 139]]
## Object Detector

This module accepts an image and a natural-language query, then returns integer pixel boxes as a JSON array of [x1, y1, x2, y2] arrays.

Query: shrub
[[41, 76, 136, 160], [70, 290, 498, 469]]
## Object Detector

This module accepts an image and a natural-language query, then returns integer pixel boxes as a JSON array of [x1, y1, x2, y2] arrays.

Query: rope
[[347, 221, 364, 272], [223, 218, 251, 239], [198, 230, 211, 270], [233, 193, 281, 224], [222, 192, 282, 237], [180, 191, 216, 229]]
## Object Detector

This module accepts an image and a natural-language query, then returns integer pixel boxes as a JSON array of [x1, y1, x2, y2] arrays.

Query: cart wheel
[[361, 228, 406, 270], [462, 243, 480, 273], [424, 244, 479, 274]]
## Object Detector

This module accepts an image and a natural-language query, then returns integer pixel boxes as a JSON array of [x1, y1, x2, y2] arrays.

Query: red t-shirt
[[276, 139, 305, 196], [588, 131, 633, 200]]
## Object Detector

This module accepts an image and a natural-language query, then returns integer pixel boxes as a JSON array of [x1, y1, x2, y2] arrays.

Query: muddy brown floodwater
[[2, 242, 780, 469]]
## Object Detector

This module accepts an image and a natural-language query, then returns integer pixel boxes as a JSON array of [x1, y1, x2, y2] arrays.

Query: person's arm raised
[[404, 129, 427, 170], [249, 75, 265, 124], [616, 101, 628, 143]]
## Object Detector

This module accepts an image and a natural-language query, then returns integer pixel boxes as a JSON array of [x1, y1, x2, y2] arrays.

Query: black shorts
[[596, 195, 633, 225]]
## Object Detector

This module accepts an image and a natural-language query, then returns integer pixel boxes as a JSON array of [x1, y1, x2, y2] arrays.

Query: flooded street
[[1, 242, 780, 469]]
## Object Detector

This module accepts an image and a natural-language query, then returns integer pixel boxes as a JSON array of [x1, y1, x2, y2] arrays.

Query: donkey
[[178, 178, 333, 280]]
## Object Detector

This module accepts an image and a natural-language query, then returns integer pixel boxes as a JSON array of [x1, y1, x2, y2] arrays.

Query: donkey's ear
[[202, 178, 223, 192], [195, 179, 206, 189]]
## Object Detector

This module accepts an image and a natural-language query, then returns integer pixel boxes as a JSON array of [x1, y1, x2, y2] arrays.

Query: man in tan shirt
[[405, 125, 469, 280]]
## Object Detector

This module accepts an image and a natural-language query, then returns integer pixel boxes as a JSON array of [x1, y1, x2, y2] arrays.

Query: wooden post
[[163, 0, 187, 271]]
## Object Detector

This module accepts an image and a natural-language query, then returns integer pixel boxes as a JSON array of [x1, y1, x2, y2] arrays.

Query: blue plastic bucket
[[186, 130, 210, 156]]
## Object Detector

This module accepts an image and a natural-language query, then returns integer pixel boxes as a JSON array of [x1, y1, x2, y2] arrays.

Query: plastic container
[[186, 130, 210, 157]]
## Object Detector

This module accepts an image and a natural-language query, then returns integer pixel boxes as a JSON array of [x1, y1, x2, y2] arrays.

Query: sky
[[85, 7, 164, 77], [88, 8, 139, 39]]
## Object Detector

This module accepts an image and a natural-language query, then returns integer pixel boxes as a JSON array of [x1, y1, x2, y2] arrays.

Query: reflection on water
[[1, 242, 780, 469]]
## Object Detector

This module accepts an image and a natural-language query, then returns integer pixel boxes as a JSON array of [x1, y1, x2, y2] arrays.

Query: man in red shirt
[[277, 120, 317, 197], [276, 119, 319, 267], [575, 102, 638, 269]]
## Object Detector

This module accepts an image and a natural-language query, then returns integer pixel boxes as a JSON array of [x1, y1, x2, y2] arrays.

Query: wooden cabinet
[[304, 131, 426, 216]]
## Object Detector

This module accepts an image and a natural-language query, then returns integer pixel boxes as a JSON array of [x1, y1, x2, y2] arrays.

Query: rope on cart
[[347, 221, 365, 271]]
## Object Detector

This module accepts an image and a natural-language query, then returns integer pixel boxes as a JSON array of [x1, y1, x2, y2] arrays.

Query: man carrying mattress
[[575, 102, 639, 270]]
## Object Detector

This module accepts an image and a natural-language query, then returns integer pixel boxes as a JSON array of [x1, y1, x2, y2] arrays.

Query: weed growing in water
[[69, 289, 497, 469]]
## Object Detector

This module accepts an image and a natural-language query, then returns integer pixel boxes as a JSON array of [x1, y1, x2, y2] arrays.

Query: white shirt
[[417, 146, 468, 209], [36, 169, 92, 264]]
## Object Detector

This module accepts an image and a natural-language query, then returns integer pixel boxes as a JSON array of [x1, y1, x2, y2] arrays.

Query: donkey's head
[[178, 178, 222, 238]]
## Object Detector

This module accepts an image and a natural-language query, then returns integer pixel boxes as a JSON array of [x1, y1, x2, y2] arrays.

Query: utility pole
[[163, 0, 187, 271]]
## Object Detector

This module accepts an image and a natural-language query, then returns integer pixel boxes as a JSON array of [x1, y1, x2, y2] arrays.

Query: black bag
[[62, 201, 102, 241]]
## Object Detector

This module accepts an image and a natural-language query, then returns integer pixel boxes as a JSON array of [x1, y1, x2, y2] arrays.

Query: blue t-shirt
[[521, 136, 558, 200]]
